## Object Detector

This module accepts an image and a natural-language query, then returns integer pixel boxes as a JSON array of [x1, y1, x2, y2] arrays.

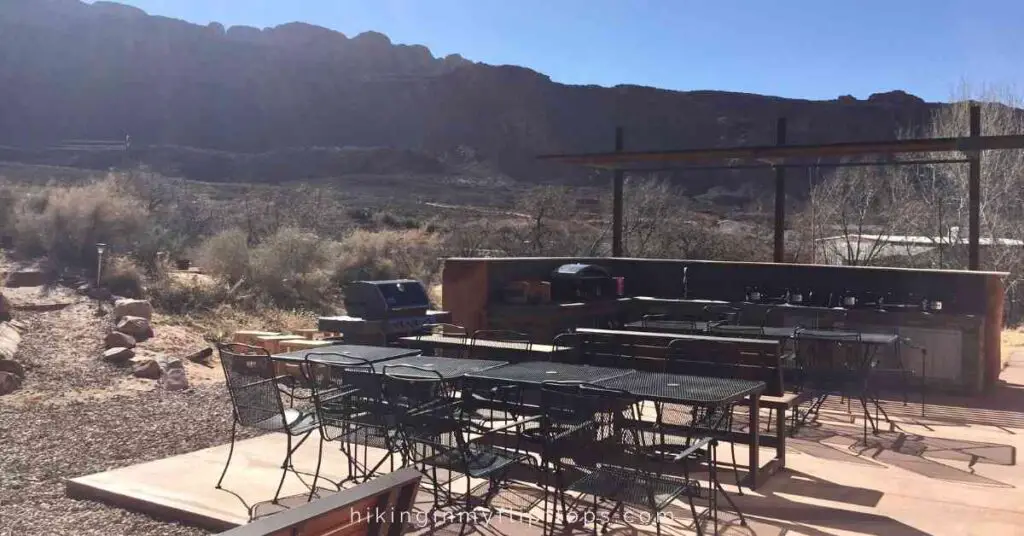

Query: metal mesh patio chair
[[532, 382, 728, 536], [216, 343, 323, 505], [381, 365, 537, 533], [552, 332, 584, 363], [640, 313, 704, 333], [702, 304, 741, 326], [471, 329, 534, 362], [793, 329, 895, 441], [302, 353, 393, 490], [417, 323, 470, 358]]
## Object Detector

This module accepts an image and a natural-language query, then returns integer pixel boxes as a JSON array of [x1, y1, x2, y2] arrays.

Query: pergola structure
[[538, 104, 1024, 270]]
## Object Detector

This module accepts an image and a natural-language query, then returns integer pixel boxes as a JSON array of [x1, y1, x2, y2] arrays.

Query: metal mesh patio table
[[625, 319, 713, 333], [464, 361, 632, 385], [273, 344, 420, 364], [379, 355, 507, 379], [596, 371, 764, 406]]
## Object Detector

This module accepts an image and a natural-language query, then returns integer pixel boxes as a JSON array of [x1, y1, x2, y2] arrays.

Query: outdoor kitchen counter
[[485, 298, 632, 342], [628, 297, 989, 393]]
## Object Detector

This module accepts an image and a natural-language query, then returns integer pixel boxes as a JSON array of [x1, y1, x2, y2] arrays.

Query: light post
[[96, 243, 107, 287]]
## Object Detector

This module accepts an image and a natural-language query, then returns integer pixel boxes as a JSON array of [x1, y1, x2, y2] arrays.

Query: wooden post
[[612, 127, 625, 257], [968, 104, 981, 271], [773, 118, 787, 263]]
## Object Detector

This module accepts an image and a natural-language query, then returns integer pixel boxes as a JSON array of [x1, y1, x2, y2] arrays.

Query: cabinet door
[[898, 326, 963, 381]]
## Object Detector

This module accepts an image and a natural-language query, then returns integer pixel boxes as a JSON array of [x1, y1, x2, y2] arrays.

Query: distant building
[[815, 227, 1023, 265]]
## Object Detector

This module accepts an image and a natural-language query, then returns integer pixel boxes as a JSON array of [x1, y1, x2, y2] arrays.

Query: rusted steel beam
[[969, 104, 982, 271], [612, 126, 625, 257], [773, 118, 787, 263], [538, 134, 1024, 168]]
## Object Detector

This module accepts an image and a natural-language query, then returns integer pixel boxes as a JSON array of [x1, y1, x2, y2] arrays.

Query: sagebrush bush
[[334, 229, 442, 285], [12, 177, 149, 269], [196, 228, 250, 283], [100, 255, 147, 298], [249, 227, 338, 309], [148, 272, 229, 315]]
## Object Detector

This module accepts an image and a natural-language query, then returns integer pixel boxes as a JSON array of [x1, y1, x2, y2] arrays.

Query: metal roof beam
[[537, 134, 1024, 168]]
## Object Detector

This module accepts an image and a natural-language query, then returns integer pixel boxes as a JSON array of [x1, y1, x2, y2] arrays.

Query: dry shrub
[[100, 255, 146, 298], [249, 227, 337, 309], [12, 176, 148, 269], [334, 229, 442, 285], [196, 228, 250, 282], [0, 186, 16, 241], [177, 304, 318, 343], [148, 272, 230, 316]]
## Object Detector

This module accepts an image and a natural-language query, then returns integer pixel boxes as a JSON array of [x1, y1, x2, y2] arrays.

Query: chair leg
[[307, 434, 325, 502], [273, 434, 293, 504], [216, 418, 237, 489], [730, 440, 743, 496], [681, 458, 702, 536]]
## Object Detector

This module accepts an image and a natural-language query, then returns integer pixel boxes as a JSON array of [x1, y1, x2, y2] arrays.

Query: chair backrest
[[470, 329, 533, 361], [417, 323, 468, 341], [667, 337, 785, 396], [217, 343, 287, 428], [537, 382, 637, 461], [216, 467, 422, 536], [380, 365, 454, 413], [460, 380, 526, 422], [703, 304, 741, 324], [303, 353, 375, 388], [381, 365, 460, 449], [793, 329, 865, 371], [551, 332, 584, 363]]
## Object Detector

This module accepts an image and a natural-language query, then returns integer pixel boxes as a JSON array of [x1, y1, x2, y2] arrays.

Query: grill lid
[[344, 279, 430, 319], [552, 263, 610, 278]]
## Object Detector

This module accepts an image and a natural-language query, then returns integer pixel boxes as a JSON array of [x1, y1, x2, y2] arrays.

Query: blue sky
[[103, 0, 1023, 102]]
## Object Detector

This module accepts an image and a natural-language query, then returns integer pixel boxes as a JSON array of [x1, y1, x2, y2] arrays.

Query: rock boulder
[[113, 299, 153, 321], [0, 371, 23, 395], [132, 358, 162, 379], [0, 322, 20, 361], [104, 331, 136, 349], [116, 316, 153, 342], [102, 347, 135, 365], [163, 368, 189, 391], [185, 347, 214, 365], [161, 357, 184, 371], [0, 292, 11, 322], [0, 359, 25, 378]]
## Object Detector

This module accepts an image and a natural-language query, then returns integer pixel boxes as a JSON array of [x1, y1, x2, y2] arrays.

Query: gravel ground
[[11, 302, 121, 395], [0, 388, 238, 535], [0, 293, 248, 535]]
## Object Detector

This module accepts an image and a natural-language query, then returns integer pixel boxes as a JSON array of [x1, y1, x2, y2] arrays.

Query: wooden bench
[[217, 467, 421, 536]]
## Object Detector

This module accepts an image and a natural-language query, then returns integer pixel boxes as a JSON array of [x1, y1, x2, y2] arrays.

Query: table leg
[[748, 394, 761, 489], [775, 403, 786, 470]]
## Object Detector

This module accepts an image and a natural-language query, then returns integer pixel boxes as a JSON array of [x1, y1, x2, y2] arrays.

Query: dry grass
[[1002, 327, 1024, 367], [157, 304, 318, 344]]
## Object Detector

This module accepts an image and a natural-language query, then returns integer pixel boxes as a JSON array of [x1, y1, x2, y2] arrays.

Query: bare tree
[[804, 162, 917, 265]]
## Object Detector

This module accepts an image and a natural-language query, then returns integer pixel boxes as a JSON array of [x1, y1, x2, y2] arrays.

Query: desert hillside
[[0, 0, 945, 193]]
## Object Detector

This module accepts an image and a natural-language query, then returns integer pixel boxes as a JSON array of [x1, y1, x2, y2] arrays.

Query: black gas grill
[[344, 279, 430, 319], [549, 263, 617, 303], [319, 279, 450, 344]]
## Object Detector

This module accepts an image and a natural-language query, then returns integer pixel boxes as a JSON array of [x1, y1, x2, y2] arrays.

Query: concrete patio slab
[[67, 365, 1024, 535]]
